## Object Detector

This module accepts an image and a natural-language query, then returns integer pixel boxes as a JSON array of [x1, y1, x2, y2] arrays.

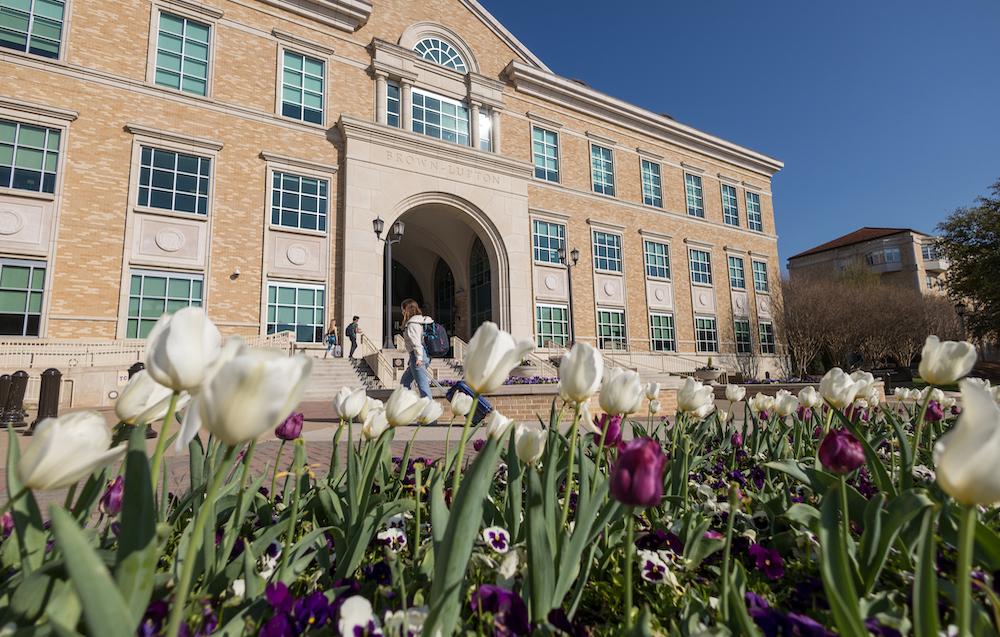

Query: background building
[[0, 0, 783, 373], [787, 227, 948, 294]]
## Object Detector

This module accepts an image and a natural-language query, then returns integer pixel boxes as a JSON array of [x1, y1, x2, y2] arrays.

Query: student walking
[[399, 299, 433, 398], [323, 320, 339, 358], [346, 315, 360, 358]]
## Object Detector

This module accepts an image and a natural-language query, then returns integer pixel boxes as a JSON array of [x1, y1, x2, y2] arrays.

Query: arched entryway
[[468, 237, 491, 335]]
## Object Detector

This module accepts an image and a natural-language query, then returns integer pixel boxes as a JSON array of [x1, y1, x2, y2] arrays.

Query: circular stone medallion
[[0, 210, 24, 235], [154, 229, 185, 252], [286, 244, 309, 266]]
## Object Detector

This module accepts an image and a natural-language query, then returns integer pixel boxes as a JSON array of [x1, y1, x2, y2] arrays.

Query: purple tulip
[[925, 400, 945, 422], [609, 438, 667, 508], [99, 475, 124, 516], [796, 405, 812, 421], [275, 412, 304, 441], [469, 585, 531, 635], [592, 413, 623, 447], [473, 439, 486, 452], [818, 428, 866, 474], [748, 543, 785, 580], [1, 511, 13, 538], [730, 431, 743, 448], [951, 405, 962, 416]]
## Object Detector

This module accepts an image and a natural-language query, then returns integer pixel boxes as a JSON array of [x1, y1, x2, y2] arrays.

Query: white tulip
[[940, 396, 957, 412], [819, 368, 865, 410], [514, 423, 546, 465], [798, 386, 821, 409], [850, 371, 877, 398], [677, 377, 715, 418], [144, 307, 222, 391], [644, 382, 661, 401], [933, 379, 1000, 505], [484, 410, 514, 440], [599, 368, 644, 415], [383, 607, 427, 637], [463, 322, 534, 395], [115, 370, 186, 425], [919, 335, 977, 386], [358, 397, 383, 421], [339, 596, 379, 637], [417, 399, 444, 425], [558, 343, 604, 404], [725, 384, 746, 402], [717, 408, 729, 423], [18, 411, 126, 491], [893, 387, 908, 400], [332, 386, 368, 421], [649, 399, 661, 413], [178, 351, 311, 448], [920, 386, 945, 404], [865, 386, 881, 406], [384, 387, 424, 427], [773, 389, 799, 417], [749, 392, 774, 414], [362, 410, 390, 440], [450, 392, 474, 418]]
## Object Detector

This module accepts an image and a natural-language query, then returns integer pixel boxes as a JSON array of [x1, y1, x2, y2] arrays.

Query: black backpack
[[422, 321, 450, 358]]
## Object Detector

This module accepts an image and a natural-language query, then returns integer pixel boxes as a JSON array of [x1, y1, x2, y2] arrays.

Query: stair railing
[[359, 332, 396, 388]]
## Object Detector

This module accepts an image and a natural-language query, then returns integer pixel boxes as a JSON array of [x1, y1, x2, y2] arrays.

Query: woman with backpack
[[399, 298, 434, 398]]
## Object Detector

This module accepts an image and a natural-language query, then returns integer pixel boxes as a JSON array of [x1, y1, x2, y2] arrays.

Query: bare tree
[[780, 276, 828, 375]]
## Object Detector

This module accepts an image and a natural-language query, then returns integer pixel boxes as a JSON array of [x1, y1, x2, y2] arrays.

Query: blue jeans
[[325, 335, 337, 355], [400, 351, 431, 398]]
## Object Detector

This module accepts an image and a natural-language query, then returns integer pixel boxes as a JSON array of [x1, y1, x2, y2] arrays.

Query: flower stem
[[165, 444, 236, 637], [414, 463, 423, 574], [0, 486, 27, 518], [593, 413, 611, 497], [269, 440, 286, 502], [277, 438, 306, 582], [957, 503, 977, 637], [623, 510, 635, 630], [839, 474, 851, 552], [720, 483, 739, 622], [560, 403, 583, 529], [451, 401, 479, 497], [911, 392, 932, 466], [149, 391, 180, 509], [329, 417, 346, 477]]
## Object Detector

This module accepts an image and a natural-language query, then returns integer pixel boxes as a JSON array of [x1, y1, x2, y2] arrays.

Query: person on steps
[[346, 315, 361, 359], [399, 299, 433, 398], [323, 319, 338, 358]]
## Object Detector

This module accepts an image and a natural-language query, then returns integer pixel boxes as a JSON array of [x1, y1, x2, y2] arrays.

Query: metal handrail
[[359, 332, 396, 387]]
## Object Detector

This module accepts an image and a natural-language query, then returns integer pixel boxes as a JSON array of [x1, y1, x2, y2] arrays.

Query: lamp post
[[374, 217, 405, 349], [558, 245, 580, 347], [955, 302, 968, 340]]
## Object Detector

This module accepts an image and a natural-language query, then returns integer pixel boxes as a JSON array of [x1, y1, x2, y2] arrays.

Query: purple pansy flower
[[482, 526, 511, 554], [748, 543, 785, 580], [469, 585, 531, 636]]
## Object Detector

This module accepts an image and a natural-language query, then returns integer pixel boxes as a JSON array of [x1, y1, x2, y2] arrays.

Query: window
[[532, 220, 565, 264], [0, 119, 60, 193], [688, 248, 712, 285], [643, 240, 670, 279], [728, 255, 745, 290], [0, 0, 66, 58], [535, 304, 568, 347], [597, 308, 626, 350], [126, 270, 202, 338], [866, 247, 901, 266], [685, 173, 704, 217], [0, 259, 45, 336], [752, 260, 769, 293], [640, 159, 662, 208], [137, 146, 211, 215], [267, 282, 325, 343], [734, 319, 752, 354], [531, 126, 559, 182], [590, 144, 615, 196], [411, 88, 469, 146], [386, 81, 401, 128], [478, 111, 492, 151], [922, 243, 940, 261], [270, 171, 328, 232], [592, 231, 622, 273], [281, 50, 324, 124], [745, 190, 763, 231], [413, 37, 467, 73], [721, 184, 740, 226], [695, 316, 718, 353], [759, 321, 776, 354], [925, 274, 943, 291], [154, 12, 211, 96], [649, 313, 675, 352]]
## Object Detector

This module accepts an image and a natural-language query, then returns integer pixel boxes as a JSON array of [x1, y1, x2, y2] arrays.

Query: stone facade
[[0, 0, 784, 370]]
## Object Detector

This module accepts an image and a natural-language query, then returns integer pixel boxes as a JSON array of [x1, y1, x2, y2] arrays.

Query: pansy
[[338, 596, 383, 636], [382, 607, 428, 637], [265, 582, 294, 614], [469, 585, 531, 636], [747, 543, 785, 580], [482, 526, 511, 554], [293, 590, 332, 632], [637, 549, 674, 585], [376, 528, 407, 552]]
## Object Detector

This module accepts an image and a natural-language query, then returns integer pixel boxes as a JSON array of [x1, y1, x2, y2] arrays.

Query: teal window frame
[[759, 321, 776, 354], [137, 146, 211, 215], [411, 88, 469, 146], [535, 303, 568, 347], [728, 255, 745, 290], [154, 12, 211, 96], [531, 126, 559, 182], [734, 319, 752, 354], [267, 281, 325, 343], [685, 173, 704, 217], [270, 170, 328, 232], [413, 37, 467, 73], [640, 159, 662, 207], [689, 248, 712, 285], [592, 230, 622, 273], [0, 118, 60, 193], [597, 307, 626, 350], [643, 240, 670, 279], [127, 270, 203, 338], [0, 0, 66, 59], [721, 183, 740, 226], [532, 219, 565, 264], [746, 190, 763, 231], [386, 81, 401, 128], [0, 258, 45, 336], [649, 312, 675, 352], [281, 50, 324, 125], [590, 144, 615, 196], [695, 316, 718, 353], [752, 260, 769, 293]]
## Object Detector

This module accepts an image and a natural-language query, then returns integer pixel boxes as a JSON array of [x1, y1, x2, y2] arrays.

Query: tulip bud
[[717, 408, 728, 423], [417, 399, 444, 425], [819, 368, 865, 410], [99, 475, 124, 516], [145, 307, 222, 391], [725, 384, 747, 402], [464, 322, 534, 395], [592, 413, 623, 447], [749, 392, 774, 415], [450, 392, 474, 418], [934, 379, 1000, 505], [925, 401, 944, 422], [649, 399, 661, 413], [384, 387, 424, 427], [919, 335, 977, 386], [677, 377, 715, 419], [484, 411, 513, 440], [514, 424, 546, 465], [610, 438, 667, 508], [362, 410, 389, 440], [644, 382, 661, 401], [797, 386, 821, 409], [19, 411, 126, 491], [558, 343, 604, 404], [773, 390, 799, 418], [818, 428, 865, 474], [332, 386, 367, 421], [599, 368, 644, 416], [115, 370, 183, 425], [731, 431, 743, 448], [358, 397, 383, 422], [920, 386, 945, 405], [850, 371, 876, 398], [275, 412, 304, 441]]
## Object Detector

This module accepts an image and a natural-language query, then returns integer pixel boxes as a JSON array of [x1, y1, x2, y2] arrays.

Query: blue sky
[[481, 0, 1000, 268]]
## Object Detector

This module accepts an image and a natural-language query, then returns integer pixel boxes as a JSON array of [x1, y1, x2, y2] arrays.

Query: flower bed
[[2, 313, 998, 636]]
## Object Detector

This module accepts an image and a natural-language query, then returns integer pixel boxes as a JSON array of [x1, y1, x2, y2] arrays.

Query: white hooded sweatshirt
[[403, 314, 434, 359]]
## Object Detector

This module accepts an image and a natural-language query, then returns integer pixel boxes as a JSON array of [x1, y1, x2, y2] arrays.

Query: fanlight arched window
[[413, 37, 467, 73]]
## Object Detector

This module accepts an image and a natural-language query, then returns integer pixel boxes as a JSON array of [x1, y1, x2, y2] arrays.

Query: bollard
[[0, 374, 10, 422], [125, 361, 157, 438], [1, 370, 29, 428], [26, 368, 61, 434]]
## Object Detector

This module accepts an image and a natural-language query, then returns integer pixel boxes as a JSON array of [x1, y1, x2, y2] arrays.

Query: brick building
[[0, 0, 784, 369]]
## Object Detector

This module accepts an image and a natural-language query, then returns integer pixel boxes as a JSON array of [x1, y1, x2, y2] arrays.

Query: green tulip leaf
[[6, 427, 46, 574], [115, 426, 159, 627], [912, 507, 940, 637]]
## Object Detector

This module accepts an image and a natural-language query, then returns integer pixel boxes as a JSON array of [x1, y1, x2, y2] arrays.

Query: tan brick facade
[[0, 0, 783, 369]]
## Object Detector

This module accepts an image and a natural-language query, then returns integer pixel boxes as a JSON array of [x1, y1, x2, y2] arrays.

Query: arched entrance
[[469, 237, 491, 334], [433, 258, 456, 334]]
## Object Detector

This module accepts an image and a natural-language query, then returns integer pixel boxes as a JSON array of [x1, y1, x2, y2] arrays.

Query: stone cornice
[[157, 0, 224, 20], [256, 0, 371, 33], [0, 96, 78, 122], [504, 61, 784, 178], [337, 115, 533, 181], [260, 151, 338, 174], [125, 123, 224, 150], [271, 28, 336, 57]]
